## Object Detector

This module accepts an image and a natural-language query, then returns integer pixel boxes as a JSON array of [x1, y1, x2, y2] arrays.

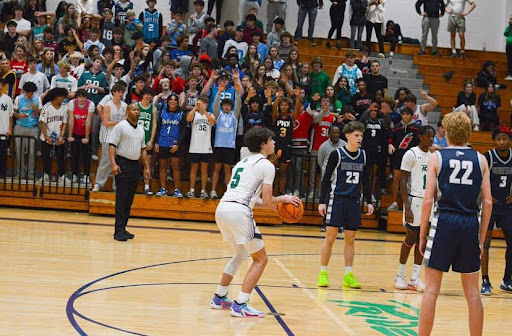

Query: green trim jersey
[[136, 101, 154, 145], [77, 71, 109, 106]]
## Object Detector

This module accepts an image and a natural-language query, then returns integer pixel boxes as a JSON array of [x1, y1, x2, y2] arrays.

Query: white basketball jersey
[[189, 111, 213, 154], [100, 100, 127, 143], [221, 153, 276, 209], [401, 146, 431, 198]]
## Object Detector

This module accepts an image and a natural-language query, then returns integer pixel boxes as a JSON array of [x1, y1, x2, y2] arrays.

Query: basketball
[[277, 202, 304, 223]]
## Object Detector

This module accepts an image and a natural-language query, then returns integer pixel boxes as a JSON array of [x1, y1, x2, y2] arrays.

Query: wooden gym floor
[[0, 207, 510, 336]]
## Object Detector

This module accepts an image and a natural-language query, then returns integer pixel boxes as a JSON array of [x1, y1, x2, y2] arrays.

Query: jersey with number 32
[[437, 147, 483, 215], [220, 154, 275, 209]]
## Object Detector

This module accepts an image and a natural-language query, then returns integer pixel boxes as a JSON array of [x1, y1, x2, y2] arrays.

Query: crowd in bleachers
[[0, 0, 510, 203]]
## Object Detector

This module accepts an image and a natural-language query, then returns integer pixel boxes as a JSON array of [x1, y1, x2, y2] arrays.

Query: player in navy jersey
[[419, 112, 492, 336], [480, 126, 512, 295], [317, 121, 374, 289], [270, 89, 298, 195]]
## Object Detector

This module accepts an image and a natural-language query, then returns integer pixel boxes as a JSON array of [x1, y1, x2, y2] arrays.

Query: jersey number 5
[[230, 168, 244, 188], [449, 160, 473, 185]]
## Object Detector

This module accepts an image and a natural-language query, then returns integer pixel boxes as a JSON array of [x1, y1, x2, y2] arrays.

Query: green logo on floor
[[329, 300, 419, 336]]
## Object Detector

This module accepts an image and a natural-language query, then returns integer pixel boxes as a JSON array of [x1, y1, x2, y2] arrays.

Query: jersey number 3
[[230, 168, 244, 188], [449, 159, 473, 185]]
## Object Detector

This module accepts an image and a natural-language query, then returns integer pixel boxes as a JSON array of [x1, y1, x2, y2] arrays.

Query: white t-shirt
[[39, 102, 68, 141], [447, 0, 472, 15], [0, 94, 14, 135], [412, 105, 428, 126], [76, 0, 95, 15], [19, 71, 50, 97], [400, 146, 431, 198], [50, 74, 78, 92], [4, 18, 31, 34], [189, 111, 214, 154], [108, 74, 131, 99], [220, 153, 276, 209], [223, 39, 249, 59]]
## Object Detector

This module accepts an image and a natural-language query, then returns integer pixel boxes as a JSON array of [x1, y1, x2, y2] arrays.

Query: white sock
[[236, 291, 251, 304], [190, 188, 195, 192], [390, 51, 394, 56], [201, 189, 206, 193], [398, 263, 406, 277], [144, 183, 150, 190], [321, 266, 328, 272], [345, 266, 353, 274], [452, 48, 456, 53], [216, 285, 229, 297], [412, 264, 421, 280]]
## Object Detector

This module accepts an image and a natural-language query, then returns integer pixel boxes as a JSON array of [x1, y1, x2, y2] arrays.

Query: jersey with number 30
[[312, 113, 335, 151], [437, 147, 483, 215], [401, 146, 431, 198], [220, 153, 276, 209]]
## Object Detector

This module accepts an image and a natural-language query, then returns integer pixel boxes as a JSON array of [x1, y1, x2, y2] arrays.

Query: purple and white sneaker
[[229, 301, 265, 318], [209, 294, 233, 310]]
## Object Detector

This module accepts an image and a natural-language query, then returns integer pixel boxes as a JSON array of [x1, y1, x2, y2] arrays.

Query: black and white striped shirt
[[108, 120, 145, 161]]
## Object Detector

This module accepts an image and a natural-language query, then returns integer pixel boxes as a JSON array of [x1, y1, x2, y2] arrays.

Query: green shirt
[[137, 101, 154, 145], [505, 26, 512, 45], [310, 70, 331, 99]]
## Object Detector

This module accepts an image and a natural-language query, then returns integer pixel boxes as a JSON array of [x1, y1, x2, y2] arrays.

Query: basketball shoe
[[408, 277, 425, 292], [230, 301, 265, 318], [500, 279, 512, 293], [317, 270, 329, 287], [481, 279, 492, 295], [209, 294, 233, 309], [343, 271, 361, 289], [394, 275, 408, 290]]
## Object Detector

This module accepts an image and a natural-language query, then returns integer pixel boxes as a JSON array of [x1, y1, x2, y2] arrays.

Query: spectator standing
[[121, 10, 143, 49], [1, 60, 17, 99], [403, 88, 438, 126], [351, 79, 373, 119], [136, 88, 158, 195], [267, 17, 285, 48], [114, 0, 134, 24], [108, 103, 150, 241], [166, 9, 188, 50], [207, 0, 223, 24], [332, 51, 363, 95], [365, 0, 385, 58], [0, 79, 13, 179], [350, 0, 367, 50], [432, 120, 447, 149], [416, 0, 445, 56], [188, 0, 208, 49], [277, 32, 297, 63], [200, 24, 219, 61], [326, 0, 347, 49], [445, 0, 476, 59], [4, 21, 19, 59], [364, 60, 387, 97], [19, 57, 50, 97], [506, 15, 512, 81], [239, 0, 260, 26], [295, 0, 323, 47], [140, 0, 163, 44], [4, 5, 31, 38], [243, 14, 263, 45], [223, 27, 249, 60], [310, 57, 331, 98], [13, 82, 41, 179], [267, 0, 287, 34], [218, 20, 235, 60]]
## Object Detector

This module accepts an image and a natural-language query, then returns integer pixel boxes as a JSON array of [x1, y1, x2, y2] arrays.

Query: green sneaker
[[317, 270, 329, 287], [342, 271, 361, 289]]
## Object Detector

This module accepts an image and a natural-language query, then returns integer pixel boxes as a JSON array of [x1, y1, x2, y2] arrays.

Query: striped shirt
[[108, 119, 145, 161]]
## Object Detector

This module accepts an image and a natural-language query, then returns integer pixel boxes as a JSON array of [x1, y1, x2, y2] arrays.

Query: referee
[[108, 103, 150, 241]]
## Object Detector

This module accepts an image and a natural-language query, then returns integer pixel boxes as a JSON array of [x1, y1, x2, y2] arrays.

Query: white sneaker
[[91, 155, 99, 161], [39, 173, 50, 183], [92, 184, 101, 192], [81, 175, 90, 185], [59, 175, 72, 184], [394, 275, 408, 290], [72, 174, 79, 183], [387, 202, 399, 211], [408, 277, 425, 292], [210, 190, 218, 199], [473, 125, 479, 131], [293, 190, 300, 197], [505, 75, 512, 81]]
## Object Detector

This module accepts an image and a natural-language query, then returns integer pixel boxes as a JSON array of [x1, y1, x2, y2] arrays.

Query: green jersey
[[77, 70, 108, 106], [137, 101, 154, 145]]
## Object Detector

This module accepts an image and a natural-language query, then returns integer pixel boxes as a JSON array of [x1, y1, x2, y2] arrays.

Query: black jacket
[[297, 0, 323, 9], [350, 0, 368, 26], [415, 0, 445, 18]]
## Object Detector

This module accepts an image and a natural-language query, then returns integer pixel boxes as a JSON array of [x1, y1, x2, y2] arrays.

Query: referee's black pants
[[114, 156, 140, 234]]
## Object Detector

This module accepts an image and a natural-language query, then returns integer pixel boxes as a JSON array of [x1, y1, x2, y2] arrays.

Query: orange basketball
[[277, 202, 304, 223]]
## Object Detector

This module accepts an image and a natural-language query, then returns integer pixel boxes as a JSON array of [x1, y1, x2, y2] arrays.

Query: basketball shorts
[[157, 147, 181, 159], [189, 153, 213, 163], [324, 196, 361, 231], [403, 196, 433, 231], [488, 206, 512, 231], [214, 147, 236, 165], [423, 211, 480, 273], [215, 201, 265, 254]]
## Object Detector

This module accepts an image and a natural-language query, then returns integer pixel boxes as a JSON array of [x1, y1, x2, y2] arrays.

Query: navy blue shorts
[[424, 212, 481, 273], [324, 197, 361, 231], [488, 206, 512, 231]]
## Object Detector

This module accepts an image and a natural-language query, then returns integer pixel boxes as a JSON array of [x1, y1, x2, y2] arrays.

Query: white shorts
[[215, 201, 264, 254], [403, 196, 424, 228]]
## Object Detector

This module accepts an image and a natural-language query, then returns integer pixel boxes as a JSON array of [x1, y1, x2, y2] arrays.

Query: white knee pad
[[223, 244, 248, 276]]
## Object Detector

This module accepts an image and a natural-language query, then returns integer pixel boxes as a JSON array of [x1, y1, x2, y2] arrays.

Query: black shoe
[[114, 232, 128, 241], [418, 50, 425, 55], [325, 41, 332, 48], [460, 52, 466, 59], [336, 41, 341, 49], [431, 51, 441, 56], [124, 230, 135, 239]]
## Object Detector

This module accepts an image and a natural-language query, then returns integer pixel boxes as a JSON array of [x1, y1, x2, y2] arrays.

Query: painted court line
[[273, 258, 357, 336], [254, 286, 294, 336]]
